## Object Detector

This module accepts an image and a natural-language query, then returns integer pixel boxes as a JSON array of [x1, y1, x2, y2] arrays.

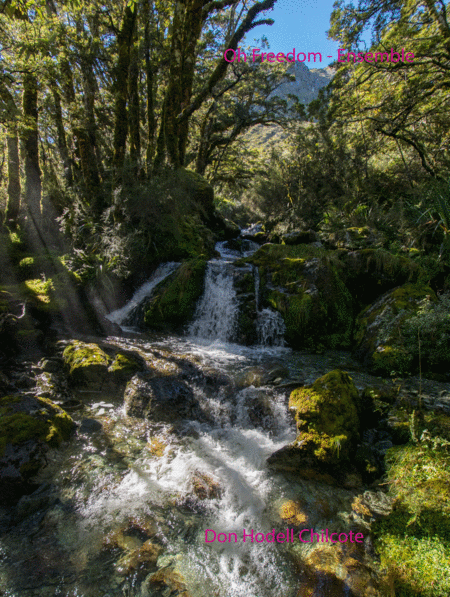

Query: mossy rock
[[63, 340, 141, 391], [339, 249, 424, 311], [143, 258, 207, 331], [245, 244, 353, 350], [354, 283, 436, 376], [268, 370, 360, 482], [0, 394, 74, 504]]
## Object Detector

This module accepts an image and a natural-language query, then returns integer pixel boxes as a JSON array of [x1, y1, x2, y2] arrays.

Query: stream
[[0, 241, 393, 596]]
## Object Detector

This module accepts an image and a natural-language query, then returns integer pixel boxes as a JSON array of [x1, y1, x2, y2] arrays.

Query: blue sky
[[246, 0, 341, 67]]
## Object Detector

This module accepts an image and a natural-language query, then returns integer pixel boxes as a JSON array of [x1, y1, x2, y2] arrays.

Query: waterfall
[[188, 260, 238, 342], [106, 262, 179, 328], [254, 265, 285, 346], [257, 308, 286, 346], [189, 240, 286, 346]]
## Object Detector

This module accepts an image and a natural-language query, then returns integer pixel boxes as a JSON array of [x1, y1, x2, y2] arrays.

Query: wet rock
[[299, 540, 381, 597], [0, 394, 74, 504], [246, 244, 353, 350], [115, 540, 162, 576], [142, 565, 192, 597], [14, 483, 58, 522], [278, 499, 308, 525], [39, 358, 61, 373], [124, 373, 199, 423], [142, 258, 208, 332], [79, 418, 102, 434], [147, 436, 169, 457], [350, 491, 395, 530], [103, 517, 157, 551], [191, 471, 222, 500]]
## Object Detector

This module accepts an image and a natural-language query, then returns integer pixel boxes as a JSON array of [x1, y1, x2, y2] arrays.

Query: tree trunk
[[22, 72, 42, 236], [51, 83, 73, 187], [128, 25, 141, 172], [143, 0, 156, 176], [60, 58, 102, 209], [112, 1, 137, 181]]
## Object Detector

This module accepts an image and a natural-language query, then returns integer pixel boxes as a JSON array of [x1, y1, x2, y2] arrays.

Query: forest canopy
[[0, 0, 449, 276]]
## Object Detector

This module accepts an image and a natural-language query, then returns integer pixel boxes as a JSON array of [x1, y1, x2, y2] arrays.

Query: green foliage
[[401, 293, 450, 373], [289, 370, 360, 463], [374, 440, 450, 596]]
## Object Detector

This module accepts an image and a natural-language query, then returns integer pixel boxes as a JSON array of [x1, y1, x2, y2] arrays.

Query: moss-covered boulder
[[339, 249, 424, 312], [62, 340, 142, 392], [0, 394, 74, 504], [143, 258, 207, 332], [354, 283, 436, 376], [245, 244, 353, 350], [267, 370, 360, 484]]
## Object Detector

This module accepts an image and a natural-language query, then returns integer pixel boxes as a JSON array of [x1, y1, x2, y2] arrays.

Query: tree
[[328, 0, 450, 180]]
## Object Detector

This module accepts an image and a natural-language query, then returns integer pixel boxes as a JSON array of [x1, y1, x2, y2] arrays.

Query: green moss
[[144, 258, 207, 331], [289, 370, 359, 463], [109, 353, 140, 374], [0, 396, 74, 459], [63, 341, 111, 375], [245, 244, 353, 350]]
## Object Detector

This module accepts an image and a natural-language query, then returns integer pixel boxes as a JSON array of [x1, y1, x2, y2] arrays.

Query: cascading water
[[0, 237, 370, 597], [188, 260, 239, 342], [253, 267, 286, 346]]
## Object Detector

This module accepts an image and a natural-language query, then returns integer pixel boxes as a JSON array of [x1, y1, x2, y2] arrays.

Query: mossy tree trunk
[[22, 72, 42, 236], [157, 0, 275, 169], [112, 0, 137, 182], [1, 81, 21, 222], [50, 82, 73, 188], [158, 0, 203, 168]]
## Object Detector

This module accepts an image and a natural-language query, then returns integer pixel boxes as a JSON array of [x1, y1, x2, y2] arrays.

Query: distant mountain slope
[[275, 61, 334, 105], [243, 63, 334, 151]]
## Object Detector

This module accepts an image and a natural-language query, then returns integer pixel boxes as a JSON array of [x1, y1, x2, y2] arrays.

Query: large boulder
[[267, 370, 360, 484], [143, 258, 207, 332], [354, 283, 436, 375], [0, 394, 74, 503], [62, 340, 142, 392]]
